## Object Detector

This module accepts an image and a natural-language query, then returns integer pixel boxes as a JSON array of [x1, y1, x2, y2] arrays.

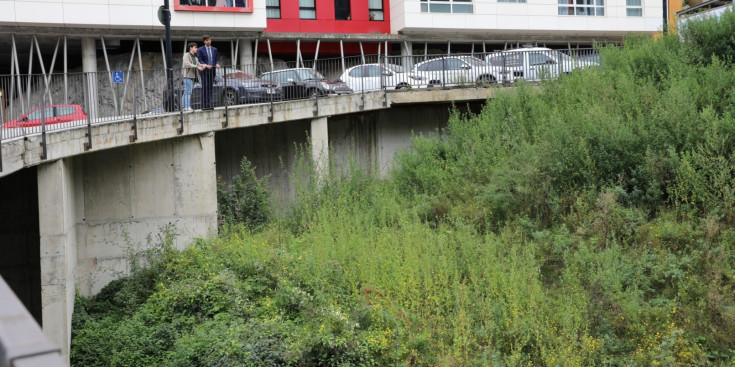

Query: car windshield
[[462, 57, 487, 67], [386, 64, 410, 73], [294, 68, 325, 81], [554, 51, 574, 62]]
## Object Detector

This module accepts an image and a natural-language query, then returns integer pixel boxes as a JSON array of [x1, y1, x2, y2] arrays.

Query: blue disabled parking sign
[[112, 71, 124, 83]]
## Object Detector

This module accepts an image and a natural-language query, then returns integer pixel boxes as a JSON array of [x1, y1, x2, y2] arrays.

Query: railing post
[[442, 55, 447, 89], [381, 54, 387, 107], [40, 87, 47, 160], [0, 88, 3, 172], [223, 65, 229, 128], [313, 77, 319, 117], [84, 73, 93, 151], [268, 98, 273, 123], [130, 71, 138, 143], [178, 98, 184, 135]]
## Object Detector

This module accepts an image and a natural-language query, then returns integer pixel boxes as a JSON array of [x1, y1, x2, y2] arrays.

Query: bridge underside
[[0, 167, 41, 325]]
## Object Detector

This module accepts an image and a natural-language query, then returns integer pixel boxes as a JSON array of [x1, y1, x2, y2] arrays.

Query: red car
[[3, 104, 87, 128]]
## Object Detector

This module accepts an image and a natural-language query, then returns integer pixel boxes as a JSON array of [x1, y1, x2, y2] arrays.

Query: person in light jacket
[[182, 42, 205, 112]]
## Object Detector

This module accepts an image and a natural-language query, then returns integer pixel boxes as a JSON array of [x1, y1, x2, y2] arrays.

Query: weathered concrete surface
[[37, 159, 78, 365], [76, 133, 218, 296], [311, 117, 329, 184], [34, 133, 218, 361], [215, 119, 310, 206]]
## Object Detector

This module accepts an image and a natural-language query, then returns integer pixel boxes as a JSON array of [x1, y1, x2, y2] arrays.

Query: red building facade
[[263, 0, 391, 55]]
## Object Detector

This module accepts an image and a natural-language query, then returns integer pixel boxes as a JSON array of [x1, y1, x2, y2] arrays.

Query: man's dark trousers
[[201, 68, 215, 108]]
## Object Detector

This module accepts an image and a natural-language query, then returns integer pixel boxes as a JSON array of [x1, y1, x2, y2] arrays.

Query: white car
[[411, 55, 499, 87], [485, 47, 599, 83], [340, 63, 426, 92]]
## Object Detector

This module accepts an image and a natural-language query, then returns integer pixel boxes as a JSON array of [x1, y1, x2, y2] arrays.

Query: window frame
[[300, 0, 317, 19], [368, 0, 385, 20], [266, 0, 281, 18], [420, 0, 474, 14], [626, 0, 642, 16], [335, 0, 351, 20], [174, 0, 253, 13], [557, 0, 604, 16]]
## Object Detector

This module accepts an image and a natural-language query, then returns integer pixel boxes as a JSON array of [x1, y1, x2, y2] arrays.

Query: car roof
[[262, 67, 313, 74], [414, 55, 482, 65], [493, 47, 554, 54]]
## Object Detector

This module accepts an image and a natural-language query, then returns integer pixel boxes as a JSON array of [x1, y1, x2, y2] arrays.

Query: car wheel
[[477, 75, 496, 84], [223, 89, 238, 106], [395, 83, 409, 90]]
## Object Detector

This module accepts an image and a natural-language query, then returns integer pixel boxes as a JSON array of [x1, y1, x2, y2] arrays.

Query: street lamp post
[[160, 0, 175, 110]]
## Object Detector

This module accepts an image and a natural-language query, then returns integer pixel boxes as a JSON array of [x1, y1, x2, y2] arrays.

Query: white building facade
[[391, 0, 664, 43]]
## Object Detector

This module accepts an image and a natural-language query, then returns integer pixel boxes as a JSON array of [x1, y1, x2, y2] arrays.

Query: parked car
[[163, 69, 282, 111], [411, 55, 498, 86], [485, 47, 599, 83], [259, 68, 353, 99], [339, 63, 426, 92], [2, 104, 87, 128]]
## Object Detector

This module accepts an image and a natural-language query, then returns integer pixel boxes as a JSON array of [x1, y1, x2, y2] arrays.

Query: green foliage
[[73, 15, 735, 367], [217, 157, 271, 229], [680, 9, 735, 65]]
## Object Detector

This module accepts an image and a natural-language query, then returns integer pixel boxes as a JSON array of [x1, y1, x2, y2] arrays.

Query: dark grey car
[[259, 68, 353, 100]]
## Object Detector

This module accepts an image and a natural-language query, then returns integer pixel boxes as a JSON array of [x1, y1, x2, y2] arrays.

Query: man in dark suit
[[197, 35, 220, 110]]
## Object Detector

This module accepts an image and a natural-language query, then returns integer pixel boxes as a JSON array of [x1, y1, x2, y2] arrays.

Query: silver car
[[411, 55, 499, 87], [339, 63, 426, 92], [486, 47, 599, 83]]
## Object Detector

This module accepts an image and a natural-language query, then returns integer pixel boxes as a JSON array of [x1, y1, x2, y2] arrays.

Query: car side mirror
[[546, 59, 556, 65], [461, 65, 471, 70], [382, 71, 393, 77]]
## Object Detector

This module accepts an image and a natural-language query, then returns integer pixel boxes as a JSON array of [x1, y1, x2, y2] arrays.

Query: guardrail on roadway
[[0, 276, 65, 367]]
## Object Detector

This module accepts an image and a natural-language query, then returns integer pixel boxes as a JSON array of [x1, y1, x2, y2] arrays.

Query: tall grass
[[72, 12, 735, 366]]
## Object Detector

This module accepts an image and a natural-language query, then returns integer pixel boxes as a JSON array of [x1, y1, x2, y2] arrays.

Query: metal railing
[[0, 276, 65, 367], [0, 47, 599, 166]]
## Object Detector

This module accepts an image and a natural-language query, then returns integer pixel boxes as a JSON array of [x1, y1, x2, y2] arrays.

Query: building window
[[335, 0, 351, 19], [420, 0, 473, 13], [266, 0, 281, 18], [626, 0, 642, 16], [300, 0, 316, 19], [558, 0, 604, 16], [368, 0, 384, 20]]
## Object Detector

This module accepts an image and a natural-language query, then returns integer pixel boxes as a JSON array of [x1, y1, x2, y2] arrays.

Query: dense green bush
[[73, 16, 735, 366], [217, 157, 272, 229], [680, 9, 735, 65]]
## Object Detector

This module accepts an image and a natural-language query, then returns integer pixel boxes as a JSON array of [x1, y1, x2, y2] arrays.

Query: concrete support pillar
[[311, 117, 329, 185], [401, 41, 414, 69], [38, 158, 78, 364], [81, 38, 98, 120], [239, 40, 254, 76]]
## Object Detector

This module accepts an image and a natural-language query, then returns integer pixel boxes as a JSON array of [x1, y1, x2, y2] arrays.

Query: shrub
[[217, 157, 271, 229]]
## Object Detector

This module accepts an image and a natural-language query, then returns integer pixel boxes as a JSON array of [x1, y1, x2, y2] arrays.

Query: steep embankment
[[71, 13, 735, 366]]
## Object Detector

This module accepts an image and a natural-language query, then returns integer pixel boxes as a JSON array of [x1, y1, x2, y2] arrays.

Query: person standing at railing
[[182, 42, 205, 112], [197, 35, 220, 110]]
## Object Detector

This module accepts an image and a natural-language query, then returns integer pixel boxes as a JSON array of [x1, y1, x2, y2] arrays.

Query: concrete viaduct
[[0, 86, 495, 362]]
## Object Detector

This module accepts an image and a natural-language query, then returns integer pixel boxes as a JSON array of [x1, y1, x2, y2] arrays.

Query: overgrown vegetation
[[72, 12, 735, 366], [217, 157, 272, 230]]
